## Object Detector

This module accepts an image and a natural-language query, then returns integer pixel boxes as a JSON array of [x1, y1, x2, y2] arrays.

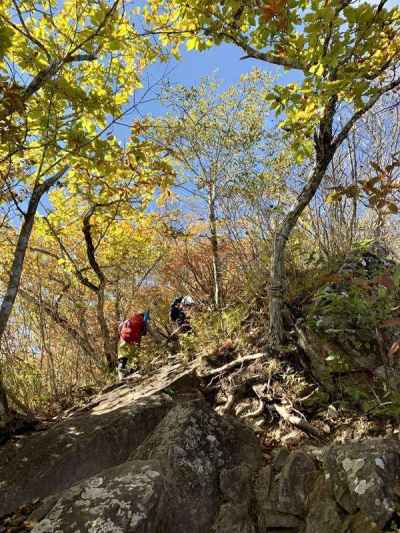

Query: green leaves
[[146, 0, 400, 162]]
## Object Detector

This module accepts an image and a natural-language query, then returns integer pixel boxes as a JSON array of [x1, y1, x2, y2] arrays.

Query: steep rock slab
[[132, 400, 264, 533], [28, 401, 263, 533], [0, 390, 174, 518]]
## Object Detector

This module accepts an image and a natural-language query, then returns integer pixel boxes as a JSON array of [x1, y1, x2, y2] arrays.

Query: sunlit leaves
[[145, 0, 400, 160], [0, 0, 161, 180]]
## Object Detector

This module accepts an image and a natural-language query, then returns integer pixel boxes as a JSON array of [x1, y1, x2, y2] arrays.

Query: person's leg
[[117, 340, 131, 381], [128, 344, 140, 373]]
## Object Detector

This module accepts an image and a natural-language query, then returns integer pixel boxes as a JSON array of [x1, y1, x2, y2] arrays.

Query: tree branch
[[82, 206, 106, 286], [18, 286, 97, 360], [23, 54, 96, 101], [43, 216, 99, 293], [225, 32, 302, 70], [333, 78, 400, 151]]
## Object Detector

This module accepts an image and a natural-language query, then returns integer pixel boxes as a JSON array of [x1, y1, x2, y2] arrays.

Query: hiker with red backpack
[[117, 310, 150, 381]]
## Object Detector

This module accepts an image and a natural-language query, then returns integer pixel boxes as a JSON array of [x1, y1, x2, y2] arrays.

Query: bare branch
[[333, 78, 400, 150]]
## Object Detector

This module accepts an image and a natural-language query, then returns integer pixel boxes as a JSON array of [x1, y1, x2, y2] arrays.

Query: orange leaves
[[261, 0, 288, 26], [326, 156, 400, 214], [0, 82, 25, 117], [373, 274, 396, 290]]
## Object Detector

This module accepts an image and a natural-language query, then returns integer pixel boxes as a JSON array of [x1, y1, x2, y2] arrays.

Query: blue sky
[[113, 42, 303, 142], [116, 0, 400, 138]]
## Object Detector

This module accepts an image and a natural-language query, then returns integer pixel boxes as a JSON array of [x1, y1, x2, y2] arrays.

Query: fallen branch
[[198, 352, 267, 378], [274, 403, 327, 441]]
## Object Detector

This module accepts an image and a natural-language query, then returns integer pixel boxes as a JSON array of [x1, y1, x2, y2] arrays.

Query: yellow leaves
[[156, 188, 171, 207], [187, 36, 199, 51], [309, 63, 324, 77]]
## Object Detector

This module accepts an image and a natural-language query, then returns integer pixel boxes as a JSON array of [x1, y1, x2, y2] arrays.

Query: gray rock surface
[[0, 358, 201, 517], [26, 400, 263, 533], [2, 358, 400, 533], [0, 389, 174, 519], [133, 401, 263, 533], [30, 461, 165, 533], [323, 439, 400, 528]]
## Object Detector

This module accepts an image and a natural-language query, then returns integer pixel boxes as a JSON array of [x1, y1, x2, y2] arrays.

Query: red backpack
[[119, 313, 146, 345]]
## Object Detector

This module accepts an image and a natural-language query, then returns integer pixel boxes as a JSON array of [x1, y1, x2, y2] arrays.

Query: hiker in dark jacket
[[169, 295, 195, 334]]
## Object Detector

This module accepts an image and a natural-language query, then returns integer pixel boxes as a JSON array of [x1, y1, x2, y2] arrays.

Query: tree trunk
[[96, 285, 116, 369], [83, 205, 115, 369], [0, 166, 68, 418], [269, 159, 332, 344], [0, 167, 68, 341], [269, 108, 335, 345], [268, 77, 400, 345], [208, 180, 223, 309], [0, 189, 43, 340], [0, 374, 9, 426]]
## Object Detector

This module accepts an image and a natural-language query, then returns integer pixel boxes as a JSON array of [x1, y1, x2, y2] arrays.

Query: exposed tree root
[[274, 403, 328, 441], [198, 352, 267, 378]]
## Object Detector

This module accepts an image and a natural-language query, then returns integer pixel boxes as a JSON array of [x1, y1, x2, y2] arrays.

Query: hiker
[[116, 311, 149, 381], [169, 295, 195, 334]]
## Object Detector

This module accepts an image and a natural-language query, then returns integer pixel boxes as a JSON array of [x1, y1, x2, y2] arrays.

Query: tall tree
[[147, 71, 281, 308], [0, 0, 160, 420], [145, 0, 400, 344]]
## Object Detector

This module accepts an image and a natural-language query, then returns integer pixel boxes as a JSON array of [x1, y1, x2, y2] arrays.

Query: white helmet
[[181, 295, 195, 306]]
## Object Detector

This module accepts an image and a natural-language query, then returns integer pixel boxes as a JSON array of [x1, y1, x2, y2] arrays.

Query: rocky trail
[[1, 351, 400, 532], [1, 243, 400, 532]]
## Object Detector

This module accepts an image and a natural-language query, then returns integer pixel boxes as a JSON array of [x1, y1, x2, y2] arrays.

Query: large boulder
[[0, 387, 174, 518], [25, 400, 263, 533], [30, 461, 165, 533], [132, 401, 264, 533], [253, 439, 400, 533]]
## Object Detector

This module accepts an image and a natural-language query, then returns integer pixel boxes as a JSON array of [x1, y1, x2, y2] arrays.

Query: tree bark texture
[[0, 166, 68, 419], [0, 167, 68, 342], [82, 206, 116, 368], [208, 179, 223, 309], [269, 158, 332, 344], [269, 103, 335, 345]]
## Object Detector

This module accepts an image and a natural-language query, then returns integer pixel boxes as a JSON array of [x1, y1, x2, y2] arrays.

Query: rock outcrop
[[2, 358, 400, 532], [25, 402, 263, 533], [257, 439, 400, 533], [298, 242, 400, 410], [0, 360, 199, 518]]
